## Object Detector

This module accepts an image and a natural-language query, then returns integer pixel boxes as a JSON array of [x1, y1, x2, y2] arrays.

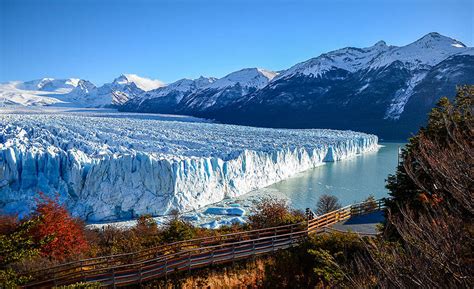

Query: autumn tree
[[133, 214, 160, 248], [248, 198, 305, 229], [30, 194, 89, 261]]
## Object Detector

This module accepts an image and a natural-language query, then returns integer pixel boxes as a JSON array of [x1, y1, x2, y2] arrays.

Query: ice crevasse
[[0, 113, 378, 221]]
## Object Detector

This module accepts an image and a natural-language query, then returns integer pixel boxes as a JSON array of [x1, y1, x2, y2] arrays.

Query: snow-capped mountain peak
[[276, 32, 470, 81], [17, 78, 81, 93], [113, 74, 165, 91], [373, 40, 388, 48], [208, 68, 277, 90], [69, 80, 96, 95], [145, 76, 216, 97], [412, 32, 466, 49], [369, 33, 469, 69], [194, 76, 218, 87], [277, 42, 391, 80]]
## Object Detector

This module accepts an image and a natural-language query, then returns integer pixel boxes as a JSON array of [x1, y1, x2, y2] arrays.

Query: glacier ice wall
[[0, 112, 378, 221]]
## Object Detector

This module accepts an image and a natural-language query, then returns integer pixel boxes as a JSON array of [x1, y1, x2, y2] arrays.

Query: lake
[[236, 142, 404, 210]]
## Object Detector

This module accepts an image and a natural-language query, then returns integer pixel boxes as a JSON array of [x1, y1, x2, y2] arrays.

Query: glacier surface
[[0, 110, 378, 222]]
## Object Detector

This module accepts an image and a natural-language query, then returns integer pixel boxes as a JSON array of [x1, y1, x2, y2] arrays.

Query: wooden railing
[[22, 198, 386, 288]]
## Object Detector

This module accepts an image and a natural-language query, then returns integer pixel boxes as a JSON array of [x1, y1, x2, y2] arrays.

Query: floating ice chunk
[[200, 216, 246, 230], [201, 220, 221, 229], [204, 207, 246, 216], [229, 216, 246, 225], [182, 214, 201, 221]]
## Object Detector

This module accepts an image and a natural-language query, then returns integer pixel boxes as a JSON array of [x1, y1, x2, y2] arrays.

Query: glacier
[[0, 110, 378, 222]]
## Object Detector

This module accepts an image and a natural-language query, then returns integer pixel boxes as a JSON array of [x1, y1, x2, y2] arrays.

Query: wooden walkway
[[22, 199, 385, 288]]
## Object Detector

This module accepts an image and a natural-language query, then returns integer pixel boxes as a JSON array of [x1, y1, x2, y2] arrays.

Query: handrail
[[26, 220, 306, 276], [21, 198, 386, 288]]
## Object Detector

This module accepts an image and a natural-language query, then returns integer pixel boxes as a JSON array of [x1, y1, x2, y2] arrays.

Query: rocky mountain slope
[[204, 33, 474, 139]]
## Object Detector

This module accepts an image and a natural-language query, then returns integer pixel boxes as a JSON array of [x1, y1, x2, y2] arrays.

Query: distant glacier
[[0, 110, 378, 221]]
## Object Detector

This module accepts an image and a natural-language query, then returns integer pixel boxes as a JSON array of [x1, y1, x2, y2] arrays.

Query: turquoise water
[[239, 143, 403, 210]]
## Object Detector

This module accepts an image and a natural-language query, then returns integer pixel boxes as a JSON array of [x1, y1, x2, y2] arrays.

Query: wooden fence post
[[164, 258, 168, 280], [138, 266, 142, 285], [188, 251, 192, 274], [290, 224, 293, 245], [111, 267, 116, 289], [232, 243, 236, 265], [80, 260, 85, 283], [252, 240, 256, 257]]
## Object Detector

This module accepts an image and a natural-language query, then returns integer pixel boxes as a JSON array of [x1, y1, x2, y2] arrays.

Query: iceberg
[[204, 207, 246, 216], [200, 217, 246, 229], [0, 110, 378, 222]]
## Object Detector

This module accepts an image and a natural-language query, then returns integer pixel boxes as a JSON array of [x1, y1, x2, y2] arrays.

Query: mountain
[[0, 74, 164, 107], [120, 68, 277, 114], [113, 74, 165, 91], [17, 78, 81, 93], [177, 68, 277, 113], [0, 78, 82, 106], [202, 33, 473, 139], [67, 74, 164, 107], [92, 75, 146, 106], [120, 76, 217, 113], [2, 33, 471, 139], [120, 33, 472, 139]]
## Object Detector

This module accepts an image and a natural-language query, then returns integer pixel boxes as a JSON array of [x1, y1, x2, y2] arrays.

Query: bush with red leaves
[[30, 193, 89, 261]]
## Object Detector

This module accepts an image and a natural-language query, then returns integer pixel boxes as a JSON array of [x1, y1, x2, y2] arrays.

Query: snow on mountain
[[0, 110, 377, 221], [121, 69, 277, 114], [384, 71, 428, 120], [55, 80, 103, 107], [377, 33, 470, 120], [85, 74, 165, 106], [276, 41, 391, 80], [17, 78, 81, 93], [118, 76, 217, 114], [142, 76, 216, 102], [277, 33, 469, 81], [199, 33, 473, 139], [0, 78, 84, 106], [0, 74, 164, 108], [113, 74, 164, 91], [0, 82, 65, 106], [369, 32, 469, 70], [208, 68, 277, 90], [178, 68, 277, 111], [119, 33, 472, 128]]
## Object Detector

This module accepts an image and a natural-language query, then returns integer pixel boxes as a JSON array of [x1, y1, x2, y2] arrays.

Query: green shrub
[[262, 232, 366, 288]]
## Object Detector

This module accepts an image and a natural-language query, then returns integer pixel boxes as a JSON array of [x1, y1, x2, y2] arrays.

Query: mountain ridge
[[1, 32, 472, 139]]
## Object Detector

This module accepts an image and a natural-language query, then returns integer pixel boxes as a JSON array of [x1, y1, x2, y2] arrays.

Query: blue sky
[[1, 0, 472, 84]]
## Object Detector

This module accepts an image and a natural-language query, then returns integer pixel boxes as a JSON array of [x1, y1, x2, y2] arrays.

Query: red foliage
[[0, 214, 19, 235], [30, 193, 89, 261]]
